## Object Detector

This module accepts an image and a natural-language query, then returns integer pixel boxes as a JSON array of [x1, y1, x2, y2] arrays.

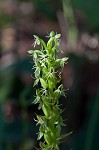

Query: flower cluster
[[28, 31, 69, 150]]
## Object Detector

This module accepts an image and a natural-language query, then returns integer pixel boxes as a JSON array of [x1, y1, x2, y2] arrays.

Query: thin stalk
[[62, 0, 78, 46]]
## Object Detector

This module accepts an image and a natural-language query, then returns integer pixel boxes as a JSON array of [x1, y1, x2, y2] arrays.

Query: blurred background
[[0, 0, 99, 150]]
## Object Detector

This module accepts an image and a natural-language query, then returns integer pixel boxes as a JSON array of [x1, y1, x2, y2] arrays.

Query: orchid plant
[[28, 31, 69, 150]]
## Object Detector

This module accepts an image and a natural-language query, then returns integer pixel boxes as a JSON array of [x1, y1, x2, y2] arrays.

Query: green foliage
[[28, 31, 68, 149], [71, 0, 99, 30]]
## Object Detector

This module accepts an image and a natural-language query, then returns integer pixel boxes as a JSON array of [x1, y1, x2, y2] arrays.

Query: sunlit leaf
[[33, 79, 39, 87], [55, 34, 61, 39], [33, 52, 37, 59], [35, 50, 44, 55], [35, 67, 40, 78], [33, 96, 40, 104], [28, 50, 34, 54], [37, 132, 43, 140], [40, 78, 48, 89]]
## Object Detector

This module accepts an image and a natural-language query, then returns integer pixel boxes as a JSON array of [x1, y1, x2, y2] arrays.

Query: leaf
[[60, 122, 66, 126], [37, 132, 44, 140], [33, 52, 37, 59], [60, 57, 68, 67], [54, 59, 62, 68], [38, 102, 43, 110], [55, 34, 61, 39], [63, 131, 73, 138], [33, 79, 39, 87], [35, 68, 40, 78], [35, 50, 44, 55], [36, 89, 41, 97], [42, 66, 48, 74], [47, 37, 54, 49], [40, 78, 47, 89], [36, 115, 46, 125], [42, 104, 50, 118], [58, 84, 63, 90], [62, 57, 69, 62], [54, 89, 61, 98], [56, 125, 61, 137], [58, 116, 66, 126], [41, 39, 47, 49], [33, 96, 40, 104], [44, 132, 52, 145], [57, 131, 73, 140], [55, 145, 60, 150], [28, 50, 34, 54], [39, 125, 45, 133]]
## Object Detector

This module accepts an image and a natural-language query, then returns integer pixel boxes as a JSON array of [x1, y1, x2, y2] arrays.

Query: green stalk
[[62, 0, 78, 46], [28, 31, 69, 150]]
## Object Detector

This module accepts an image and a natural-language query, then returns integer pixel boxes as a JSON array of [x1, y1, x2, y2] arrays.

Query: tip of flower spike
[[49, 31, 55, 37], [46, 31, 55, 38]]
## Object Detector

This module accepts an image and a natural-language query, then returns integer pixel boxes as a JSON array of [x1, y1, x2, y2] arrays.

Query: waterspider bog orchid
[[28, 31, 70, 150]]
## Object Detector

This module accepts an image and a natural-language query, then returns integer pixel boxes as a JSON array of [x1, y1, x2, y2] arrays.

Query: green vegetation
[[28, 31, 70, 149]]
